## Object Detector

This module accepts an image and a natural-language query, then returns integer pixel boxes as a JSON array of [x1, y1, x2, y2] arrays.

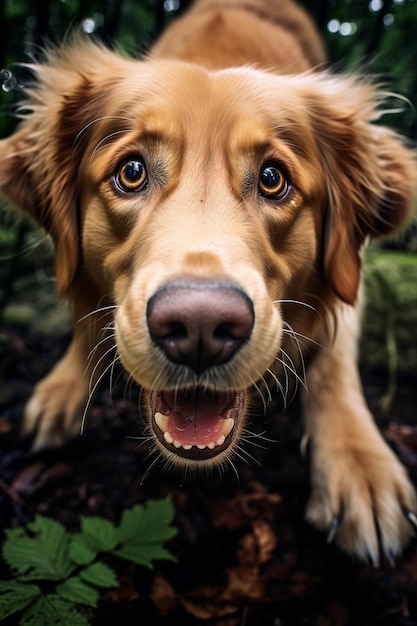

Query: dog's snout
[[146, 280, 254, 374]]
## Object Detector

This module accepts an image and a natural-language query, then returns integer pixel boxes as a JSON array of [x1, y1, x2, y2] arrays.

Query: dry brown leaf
[[237, 521, 277, 566], [180, 583, 238, 620], [180, 565, 264, 620], [213, 482, 281, 529], [151, 575, 177, 616], [11, 462, 45, 495], [105, 576, 140, 604], [225, 565, 263, 601], [253, 520, 278, 564]]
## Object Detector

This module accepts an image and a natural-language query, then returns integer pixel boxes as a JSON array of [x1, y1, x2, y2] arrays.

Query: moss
[[361, 251, 417, 377]]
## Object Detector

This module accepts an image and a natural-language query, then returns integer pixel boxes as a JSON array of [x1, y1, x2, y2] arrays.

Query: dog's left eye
[[258, 164, 289, 199], [115, 159, 148, 192]]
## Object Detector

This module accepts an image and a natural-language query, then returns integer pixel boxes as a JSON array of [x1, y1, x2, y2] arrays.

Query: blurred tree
[[1, 0, 416, 134], [311, 0, 417, 138]]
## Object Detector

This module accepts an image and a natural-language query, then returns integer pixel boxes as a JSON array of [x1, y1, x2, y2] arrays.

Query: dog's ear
[[306, 77, 416, 305], [0, 40, 114, 295]]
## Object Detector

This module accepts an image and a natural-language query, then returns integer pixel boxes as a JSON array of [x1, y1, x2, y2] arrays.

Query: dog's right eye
[[258, 164, 289, 200], [115, 159, 148, 192]]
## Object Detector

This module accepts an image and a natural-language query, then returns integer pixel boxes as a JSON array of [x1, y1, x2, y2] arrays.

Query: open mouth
[[150, 387, 246, 460]]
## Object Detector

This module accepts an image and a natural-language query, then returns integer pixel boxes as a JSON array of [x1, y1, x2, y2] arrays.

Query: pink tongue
[[163, 390, 231, 445]]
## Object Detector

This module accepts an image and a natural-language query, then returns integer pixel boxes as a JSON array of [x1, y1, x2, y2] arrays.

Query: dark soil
[[1, 324, 417, 626]]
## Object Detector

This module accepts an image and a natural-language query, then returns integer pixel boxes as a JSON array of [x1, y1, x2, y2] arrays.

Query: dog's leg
[[22, 276, 115, 451], [302, 303, 416, 564]]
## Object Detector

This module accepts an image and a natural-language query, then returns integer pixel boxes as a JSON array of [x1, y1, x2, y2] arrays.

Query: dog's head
[[1, 40, 414, 467]]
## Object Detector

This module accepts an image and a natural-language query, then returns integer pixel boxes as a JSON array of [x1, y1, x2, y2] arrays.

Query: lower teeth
[[154, 411, 234, 450]]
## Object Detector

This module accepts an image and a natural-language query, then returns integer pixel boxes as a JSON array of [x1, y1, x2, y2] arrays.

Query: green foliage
[[0, 498, 177, 625]]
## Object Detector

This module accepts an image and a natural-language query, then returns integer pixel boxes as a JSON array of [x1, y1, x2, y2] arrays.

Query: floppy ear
[[0, 40, 115, 295], [306, 77, 416, 305]]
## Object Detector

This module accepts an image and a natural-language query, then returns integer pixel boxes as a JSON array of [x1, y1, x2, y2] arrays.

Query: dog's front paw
[[306, 437, 417, 565], [23, 366, 88, 451]]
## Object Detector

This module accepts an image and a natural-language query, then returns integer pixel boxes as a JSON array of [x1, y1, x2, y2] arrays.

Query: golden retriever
[[1, 0, 416, 565]]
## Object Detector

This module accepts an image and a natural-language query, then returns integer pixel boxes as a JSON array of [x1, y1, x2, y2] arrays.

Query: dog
[[1, 0, 416, 565]]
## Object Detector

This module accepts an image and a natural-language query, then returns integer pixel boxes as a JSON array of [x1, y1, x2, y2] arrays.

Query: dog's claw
[[387, 549, 396, 567], [326, 516, 341, 544], [405, 510, 417, 531], [300, 434, 310, 458]]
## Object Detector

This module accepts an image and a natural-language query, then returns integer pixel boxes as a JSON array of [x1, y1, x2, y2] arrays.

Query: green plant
[[0, 498, 177, 625]]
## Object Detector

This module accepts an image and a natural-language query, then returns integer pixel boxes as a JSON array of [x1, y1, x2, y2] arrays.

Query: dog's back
[[151, 0, 326, 72]]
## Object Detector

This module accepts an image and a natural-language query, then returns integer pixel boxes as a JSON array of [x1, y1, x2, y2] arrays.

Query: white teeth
[[154, 413, 235, 452], [163, 431, 174, 445], [222, 418, 234, 437], [155, 412, 169, 432]]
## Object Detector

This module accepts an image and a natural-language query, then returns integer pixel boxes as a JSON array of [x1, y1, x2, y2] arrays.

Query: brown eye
[[116, 158, 147, 192], [258, 164, 289, 199]]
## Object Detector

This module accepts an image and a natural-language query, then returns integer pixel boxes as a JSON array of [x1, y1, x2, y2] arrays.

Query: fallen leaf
[[252, 520, 278, 565], [151, 574, 177, 616], [12, 462, 70, 497], [180, 583, 238, 620], [105, 576, 140, 604], [213, 482, 281, 529], [225, 566, 263, 601]]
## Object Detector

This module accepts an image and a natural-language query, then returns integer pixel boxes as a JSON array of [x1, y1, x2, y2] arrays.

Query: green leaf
[[80, 517, 119, 552], [56, 576, 99, 607], [114, 544, 176, 568], [0, 581, 40, 620], [119, 499, 177, 545], [114, 499, 177, 568], [3, 516, 74, 581], [68, 533, 98, 566], [20, 595, 90, 626], [80, 562, 118, 588]]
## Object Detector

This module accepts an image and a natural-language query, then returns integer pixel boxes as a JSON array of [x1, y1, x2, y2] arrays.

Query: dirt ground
[[1, 324, 417, 626]]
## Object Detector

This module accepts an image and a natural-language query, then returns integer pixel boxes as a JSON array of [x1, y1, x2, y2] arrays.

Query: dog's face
[[95, 64, 323, 466], [0, 42, 414, 467]]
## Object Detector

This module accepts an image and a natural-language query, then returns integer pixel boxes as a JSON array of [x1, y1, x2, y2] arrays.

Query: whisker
[[260, 375, 272, 404], [139, 454, 161, 487], [87, 342, 118, 395], [86, 331, 115, 364], [234, 443, 261, 465], [89, 128, 131, 164], [282, 321, 323, 349], [279, 346, 305, 386], [225, 456, 241, 483], [274, 355, 297, 399], [108, 349, 123, 415], [281, 327, 306, 391], [73, 115, 133, 147], [77, 305, 118, 324], [273, 299, 316, 311], [266, 367, 287, 407], [252, 381, 268, 415], [81, 358, 120, 434], [122, 372, 134, 403], [241, 428, 277, 446]]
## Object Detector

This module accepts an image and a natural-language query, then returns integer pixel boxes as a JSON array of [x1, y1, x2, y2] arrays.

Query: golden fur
[[1, 0, 416, 565]]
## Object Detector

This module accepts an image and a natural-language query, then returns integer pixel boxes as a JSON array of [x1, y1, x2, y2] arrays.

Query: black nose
[[146, 280, 254, 374]]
